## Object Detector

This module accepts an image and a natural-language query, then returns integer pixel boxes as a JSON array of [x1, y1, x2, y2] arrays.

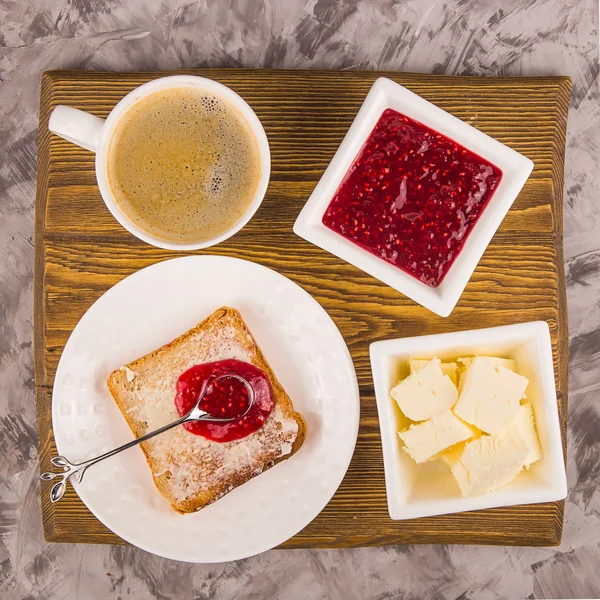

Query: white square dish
[[293, 77, 534, 317], [369, 321, 567, 521]]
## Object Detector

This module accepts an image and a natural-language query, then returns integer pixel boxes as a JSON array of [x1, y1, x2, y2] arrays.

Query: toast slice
[[107, 307, 306, 514]]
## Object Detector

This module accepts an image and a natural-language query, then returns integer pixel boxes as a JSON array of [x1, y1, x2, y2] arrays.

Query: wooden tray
[[35, 69, 570, 547]]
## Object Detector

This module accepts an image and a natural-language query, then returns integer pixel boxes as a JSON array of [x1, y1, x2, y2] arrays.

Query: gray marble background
[[1, 1, 599, 598]]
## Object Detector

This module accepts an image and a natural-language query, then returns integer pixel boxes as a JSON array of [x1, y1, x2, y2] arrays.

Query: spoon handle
[[85, 414, 191, 468], [40, 413, 196, 503]]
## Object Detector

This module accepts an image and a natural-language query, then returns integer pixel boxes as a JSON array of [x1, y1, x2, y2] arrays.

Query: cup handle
[[48, 105, 106, 153]]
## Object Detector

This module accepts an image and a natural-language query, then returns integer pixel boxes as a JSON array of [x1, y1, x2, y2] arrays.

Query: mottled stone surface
[[1, 1, 599, 598]]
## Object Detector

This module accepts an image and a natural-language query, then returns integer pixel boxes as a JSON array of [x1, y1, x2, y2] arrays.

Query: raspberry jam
[[174, 359, 273, 443], [322, 108, 503, 287]]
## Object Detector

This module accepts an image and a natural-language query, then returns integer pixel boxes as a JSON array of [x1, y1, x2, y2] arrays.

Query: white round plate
[[52, 256, 359, 562]]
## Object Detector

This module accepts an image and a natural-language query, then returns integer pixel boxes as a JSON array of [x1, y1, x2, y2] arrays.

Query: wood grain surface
[[35, 69, 570, 547]]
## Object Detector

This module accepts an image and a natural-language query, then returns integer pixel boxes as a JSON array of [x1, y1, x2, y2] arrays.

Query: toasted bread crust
[[107, 307, 306, 513]]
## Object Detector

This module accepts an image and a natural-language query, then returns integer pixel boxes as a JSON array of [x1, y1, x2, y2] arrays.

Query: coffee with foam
[[107, 87, 261, 243]]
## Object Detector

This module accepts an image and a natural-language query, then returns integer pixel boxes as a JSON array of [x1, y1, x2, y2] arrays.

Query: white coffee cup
[[48, 75, 271, 250]]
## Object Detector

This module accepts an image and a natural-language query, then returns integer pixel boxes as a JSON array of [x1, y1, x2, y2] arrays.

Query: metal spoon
[[41, 373, 255, 503]]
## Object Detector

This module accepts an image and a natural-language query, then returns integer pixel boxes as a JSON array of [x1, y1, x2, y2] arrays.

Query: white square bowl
[[293, 77, 534, 317], [369, 321, 567, 520]]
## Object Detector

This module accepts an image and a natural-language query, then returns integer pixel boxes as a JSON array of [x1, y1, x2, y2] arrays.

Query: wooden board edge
[[552, 77, 571, 464], [34, 72, 54, 387], [48, 528, 126, 545], [547, 76, 570, 546], [43, 526, 563, 549], [43, 511, 564, 548], [35, 71, 54, 540], [280, 534, 564, 549], [281, 505, 566, 549], [40, 68, 573, 87], [36, 385, 55, 542], [553, 499, 565, 546]]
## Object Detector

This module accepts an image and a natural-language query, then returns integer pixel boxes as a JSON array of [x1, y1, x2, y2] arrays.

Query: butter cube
[[451, 427, 529, 496], [454, 357, 528, 435], [504, 403, 542, 468], [410, 358, 458, 385], [398, 410, 476, 464], [391, 358, 458, 421], [457, 356, 517, 390], [457, 356, 517, 371]]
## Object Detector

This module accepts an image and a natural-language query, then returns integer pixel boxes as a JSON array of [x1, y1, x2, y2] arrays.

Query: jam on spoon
[[174, 359, 274, 442]]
